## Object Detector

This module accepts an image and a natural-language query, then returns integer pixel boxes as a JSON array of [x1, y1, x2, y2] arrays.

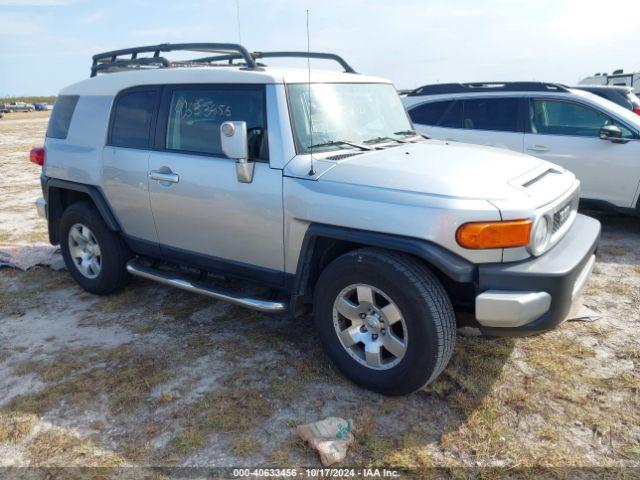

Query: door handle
[[527, 145, 550, 153], [149, 170, 179, 183]]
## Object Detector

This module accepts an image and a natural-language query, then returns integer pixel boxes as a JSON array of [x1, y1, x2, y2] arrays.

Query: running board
[[126, 260, 288, 313]]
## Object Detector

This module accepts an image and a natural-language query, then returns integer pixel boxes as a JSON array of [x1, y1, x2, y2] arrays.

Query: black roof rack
[[192, 51, 357, 73], [90, 43, 356, 77], [407, 82, 571, 96], [91, 43, 257, 77]]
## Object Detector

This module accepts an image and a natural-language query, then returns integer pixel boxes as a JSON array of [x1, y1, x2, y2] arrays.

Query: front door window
[[530, 99, 633, 138]]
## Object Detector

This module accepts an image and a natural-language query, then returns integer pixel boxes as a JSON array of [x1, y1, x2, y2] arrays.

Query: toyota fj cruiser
[[32, 43, 600, 395]]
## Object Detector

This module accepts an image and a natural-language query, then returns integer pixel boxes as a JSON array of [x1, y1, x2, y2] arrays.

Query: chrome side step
[[126, 260, 288, 313]]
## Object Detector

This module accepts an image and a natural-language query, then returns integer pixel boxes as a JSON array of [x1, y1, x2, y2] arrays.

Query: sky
[[1, 0, 639, 96]]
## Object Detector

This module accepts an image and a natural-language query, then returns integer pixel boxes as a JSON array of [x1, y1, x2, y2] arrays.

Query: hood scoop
[[510, 165, 576, 207], [521, 167, 563, 188]]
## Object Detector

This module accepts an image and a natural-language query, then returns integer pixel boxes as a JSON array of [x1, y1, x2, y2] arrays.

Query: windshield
[[287, 83, 414, 153]]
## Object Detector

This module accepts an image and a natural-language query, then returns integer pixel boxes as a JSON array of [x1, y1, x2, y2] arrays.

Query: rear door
[[409, 97, 524, 152], [103, 86, 160, 246], [523, 97, 640, 207], [455, 97, 525, 151], [147, 84, 285, 285]]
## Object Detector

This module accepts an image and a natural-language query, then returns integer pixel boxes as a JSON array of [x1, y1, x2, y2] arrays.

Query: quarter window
[[530, 99, 633, 138], [165, 87, 267, 160], [46, 95, 79, 139], [462, 98, 520, 132], [110, 90, 157, 149]]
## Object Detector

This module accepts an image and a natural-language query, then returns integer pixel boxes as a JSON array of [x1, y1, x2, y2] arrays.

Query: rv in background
[[579, 69, 640, 94]]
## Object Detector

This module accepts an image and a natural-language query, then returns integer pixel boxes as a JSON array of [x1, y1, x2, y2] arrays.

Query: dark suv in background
[[573, 85, 640, 115]]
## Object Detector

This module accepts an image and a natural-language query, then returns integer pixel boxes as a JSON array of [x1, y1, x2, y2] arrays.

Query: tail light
[[30, 147, 45, 166], [633, 108, 640, 116]]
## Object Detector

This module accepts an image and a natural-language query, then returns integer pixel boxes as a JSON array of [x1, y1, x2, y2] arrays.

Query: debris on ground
[[567, 305, 601, 322], [457, 326, 482, 337], [0, 243, 65, 271], [297, 417, 354, 466]]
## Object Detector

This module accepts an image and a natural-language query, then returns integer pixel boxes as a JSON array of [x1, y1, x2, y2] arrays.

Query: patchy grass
[[619, 344, 640, 360], [27, 429, 126, 467], [159, 289, 214, 322], [7, 344, 173, 416], [352, 414, 436, 470], [188, 387, 272, 432], [0, 289, 30, 316], [165, 387, 273, 457], [231, 434, 261, 457], [0, 413, 37, 443], [267, 344, 343, 402], [601, 246, 628, 257], [88, 286, 148, 316], [170, 427, 204, 454], [184, 334, 215, 360]]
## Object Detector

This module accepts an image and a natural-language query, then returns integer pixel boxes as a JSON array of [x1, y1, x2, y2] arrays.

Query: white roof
[[60, 66, 391, 96]]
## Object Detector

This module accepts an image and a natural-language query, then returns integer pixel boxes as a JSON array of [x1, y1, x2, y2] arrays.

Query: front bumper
[[476, 213, 600, 336]]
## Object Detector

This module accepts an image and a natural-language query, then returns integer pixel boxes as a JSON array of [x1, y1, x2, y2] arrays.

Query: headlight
[[530, 216, 550, 255]]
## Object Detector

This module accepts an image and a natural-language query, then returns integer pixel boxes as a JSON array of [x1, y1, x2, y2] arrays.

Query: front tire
[[313, 248, 456, 395], [59, 202, 131, 295]]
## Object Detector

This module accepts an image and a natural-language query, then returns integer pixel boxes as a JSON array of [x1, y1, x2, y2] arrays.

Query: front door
[[524, 98, 640, 207], [147, 84, 285, 284]]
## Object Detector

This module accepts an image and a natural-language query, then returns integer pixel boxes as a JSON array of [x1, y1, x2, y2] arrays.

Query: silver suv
[[32, 44, 600, 395]]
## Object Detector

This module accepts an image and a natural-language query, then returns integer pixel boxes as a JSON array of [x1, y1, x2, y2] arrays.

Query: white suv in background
[[403, 82, 640, 213]]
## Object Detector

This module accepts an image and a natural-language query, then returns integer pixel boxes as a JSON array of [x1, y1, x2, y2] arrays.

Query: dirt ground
[[0, 112, 639, 477]]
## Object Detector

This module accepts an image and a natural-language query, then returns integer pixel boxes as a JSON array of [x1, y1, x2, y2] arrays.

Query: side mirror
[[220, 121, 254, 183], [599, 124, 627, 144]]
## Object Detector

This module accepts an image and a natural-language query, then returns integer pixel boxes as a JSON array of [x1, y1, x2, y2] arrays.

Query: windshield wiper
[[307, 140, 372, 151], [393, 129, 428, 139], [363, 136, 407, 145]]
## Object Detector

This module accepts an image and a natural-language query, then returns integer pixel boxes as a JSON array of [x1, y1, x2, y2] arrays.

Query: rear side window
[[46, 95, 79, 139], [165, 86, 267, 160], [409, 100, 462, 128], [109, 90, 157, 149], [463, 98, 520, 132]]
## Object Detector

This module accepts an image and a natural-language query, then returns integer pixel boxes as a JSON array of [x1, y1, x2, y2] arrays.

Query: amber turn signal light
[[456, 219, 532, 249]]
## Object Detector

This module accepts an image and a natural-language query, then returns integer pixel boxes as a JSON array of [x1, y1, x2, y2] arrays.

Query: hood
[[314, 140, 576, 206]]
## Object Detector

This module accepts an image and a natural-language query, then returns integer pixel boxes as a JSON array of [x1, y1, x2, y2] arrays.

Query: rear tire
[[59, 201, 131, 295], [313, 248, 456, 395]]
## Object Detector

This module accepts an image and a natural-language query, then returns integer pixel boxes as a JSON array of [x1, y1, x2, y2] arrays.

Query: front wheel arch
[[288, 224, 475, 316]]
